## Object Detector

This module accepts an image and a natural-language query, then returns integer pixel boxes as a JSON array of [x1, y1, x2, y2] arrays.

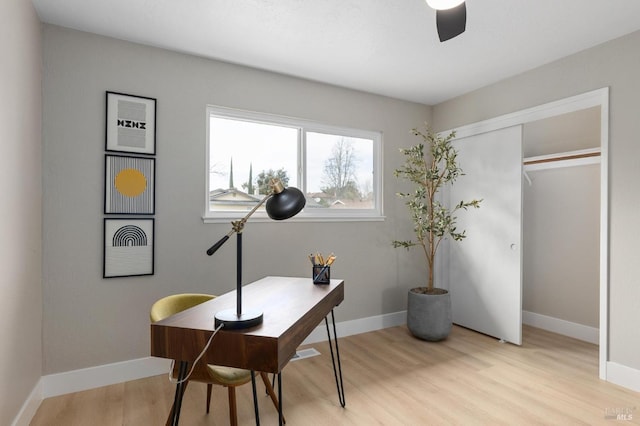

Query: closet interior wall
[[522, 107, 601, 333]]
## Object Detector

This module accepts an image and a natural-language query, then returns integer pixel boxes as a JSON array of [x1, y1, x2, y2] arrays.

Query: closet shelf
[[523, 148, 601, 171]]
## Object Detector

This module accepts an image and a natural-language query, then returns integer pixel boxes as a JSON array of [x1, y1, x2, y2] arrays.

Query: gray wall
[[523, 164, 600, 327], [42, 25, 431, 374], [433, 30, 640, 369], [0, 0, 43, 424]]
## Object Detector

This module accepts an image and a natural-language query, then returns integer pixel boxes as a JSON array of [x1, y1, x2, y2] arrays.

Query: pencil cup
[[312, 265, 330, 285]]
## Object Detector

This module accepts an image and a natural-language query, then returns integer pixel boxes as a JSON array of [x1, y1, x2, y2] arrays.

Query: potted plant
[[393, 125, 481, 341]]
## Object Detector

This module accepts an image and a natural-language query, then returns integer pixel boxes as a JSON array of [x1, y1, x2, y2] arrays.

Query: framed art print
[[106, 91, 156, 155], [105, 154, 155, 214], [104, 218, 154, 278]]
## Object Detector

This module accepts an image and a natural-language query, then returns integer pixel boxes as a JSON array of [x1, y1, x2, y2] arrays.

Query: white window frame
[[204, 105, 383, 222]]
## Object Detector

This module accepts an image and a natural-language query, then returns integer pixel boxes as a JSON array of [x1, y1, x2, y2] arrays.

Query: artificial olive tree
[[393, 126, 481, 293]]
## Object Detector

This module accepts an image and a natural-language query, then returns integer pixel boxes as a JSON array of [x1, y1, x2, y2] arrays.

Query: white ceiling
[[31, 0, 640, 105]]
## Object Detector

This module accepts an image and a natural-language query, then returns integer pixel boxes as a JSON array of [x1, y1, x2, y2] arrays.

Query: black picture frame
[[106, 91, 156, 155], [104, 154, 155, 215], [103, 218, 155, 278]]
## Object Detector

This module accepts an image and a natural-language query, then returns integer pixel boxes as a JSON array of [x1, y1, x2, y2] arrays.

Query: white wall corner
[[522, 310, 599, 344], [11, 379, 42, 426]]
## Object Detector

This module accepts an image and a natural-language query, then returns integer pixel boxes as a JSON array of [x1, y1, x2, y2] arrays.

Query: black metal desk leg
[[325, 309, 346, 407], [277, 372, 283, 426], [263, 372, 285, 425], [171, 361, 189, 426], [250, 371, 260, 426]]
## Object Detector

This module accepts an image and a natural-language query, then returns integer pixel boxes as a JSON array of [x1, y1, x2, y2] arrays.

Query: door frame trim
[[440, 87, 609, 380]]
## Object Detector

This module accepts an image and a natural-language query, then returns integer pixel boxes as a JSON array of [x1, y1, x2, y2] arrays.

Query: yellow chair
[[150, 293, 283, 425]]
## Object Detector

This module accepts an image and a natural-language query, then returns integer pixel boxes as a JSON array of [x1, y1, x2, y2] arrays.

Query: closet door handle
[[510, 244, 517, 251]]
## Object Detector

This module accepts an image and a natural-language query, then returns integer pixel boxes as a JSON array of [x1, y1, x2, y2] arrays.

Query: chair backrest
[[150, 293, 215, 322]]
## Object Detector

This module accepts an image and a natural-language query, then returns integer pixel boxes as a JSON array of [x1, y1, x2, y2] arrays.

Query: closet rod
[[524, 151, 600, 166]]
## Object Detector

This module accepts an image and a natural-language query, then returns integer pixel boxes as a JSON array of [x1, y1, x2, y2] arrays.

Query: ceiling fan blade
[[436, 2, 466, 42]]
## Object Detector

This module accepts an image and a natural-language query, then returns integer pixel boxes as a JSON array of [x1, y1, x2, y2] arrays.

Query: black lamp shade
[[436, 1, 466, 42], [266, 186, 306, 220]]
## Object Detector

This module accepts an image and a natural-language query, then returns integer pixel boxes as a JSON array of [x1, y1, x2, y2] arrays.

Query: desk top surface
[[153, 276, 343, 336]]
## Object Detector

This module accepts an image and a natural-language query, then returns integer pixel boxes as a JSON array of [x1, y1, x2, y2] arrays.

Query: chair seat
[[207, 365, 252, 386]]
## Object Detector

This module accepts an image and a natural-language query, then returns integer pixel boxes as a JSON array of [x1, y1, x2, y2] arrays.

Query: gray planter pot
[[407, 289, 452, 341]]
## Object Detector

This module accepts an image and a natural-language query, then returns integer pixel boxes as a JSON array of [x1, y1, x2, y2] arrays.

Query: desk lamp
[[206, 178, 306, 329]]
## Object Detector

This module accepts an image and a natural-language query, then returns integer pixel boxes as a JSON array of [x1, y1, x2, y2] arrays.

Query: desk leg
[[250, 371, 260, 426], [168, 361, 189, 426], [325, 310, 346, 407], [277, 373, 283, 426]]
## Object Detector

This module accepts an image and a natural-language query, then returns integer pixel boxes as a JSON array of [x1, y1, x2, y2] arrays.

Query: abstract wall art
[[105, 154, 155, 214], [106, 91, 156, 155], [104, 218, 154, 278]]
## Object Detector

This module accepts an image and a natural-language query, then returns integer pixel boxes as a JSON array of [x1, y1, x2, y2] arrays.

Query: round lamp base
[[214, 309, 263, 330]]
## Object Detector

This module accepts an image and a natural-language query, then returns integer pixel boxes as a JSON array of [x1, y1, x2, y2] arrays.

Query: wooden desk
[[151, 276, 345, 424]]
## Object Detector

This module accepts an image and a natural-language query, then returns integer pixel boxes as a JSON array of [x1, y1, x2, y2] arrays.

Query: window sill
[[202, 214, 386, 224]]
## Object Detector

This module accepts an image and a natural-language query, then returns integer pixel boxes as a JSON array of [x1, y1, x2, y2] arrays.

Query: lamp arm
[[206, 191, 273, 256], [231, 191, 272, 233]]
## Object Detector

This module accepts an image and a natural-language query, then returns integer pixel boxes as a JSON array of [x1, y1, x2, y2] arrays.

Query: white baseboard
[[522, 310, 599, 344], [302, 310, 406, 345], [40, 311, 407, 399], [11, 379, 42, 426], [606, 361, 640, 392], [42, 356, 171, 398], [31, 310, 638, 410]]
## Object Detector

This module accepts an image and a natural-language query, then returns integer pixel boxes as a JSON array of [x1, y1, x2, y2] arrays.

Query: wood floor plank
[[30, 325, 640, 425]]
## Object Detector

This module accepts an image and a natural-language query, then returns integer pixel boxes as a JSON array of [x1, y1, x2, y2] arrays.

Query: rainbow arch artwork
[[104, 218, 154, 278], [113, 225, 148, 247]]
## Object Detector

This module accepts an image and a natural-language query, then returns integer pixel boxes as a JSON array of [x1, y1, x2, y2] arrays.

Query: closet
[[522, 107, 601, 343], [442, 89, 608, 377]]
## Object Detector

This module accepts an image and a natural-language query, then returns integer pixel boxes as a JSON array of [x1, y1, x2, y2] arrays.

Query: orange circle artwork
[[115, 168, 147, 197]]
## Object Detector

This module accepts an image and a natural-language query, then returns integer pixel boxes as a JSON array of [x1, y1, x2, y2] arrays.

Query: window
[[205, 106, 382, 221]]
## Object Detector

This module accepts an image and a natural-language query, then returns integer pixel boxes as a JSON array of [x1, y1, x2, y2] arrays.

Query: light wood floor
[[31, 325, 639, 425]]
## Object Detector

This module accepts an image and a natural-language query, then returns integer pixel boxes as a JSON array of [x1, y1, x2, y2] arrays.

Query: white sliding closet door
[[447, 125, 523, 344]]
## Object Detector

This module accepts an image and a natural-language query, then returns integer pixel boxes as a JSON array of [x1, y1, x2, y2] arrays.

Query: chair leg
[[227, 386, 238, 426], [206, 384, 213, 414], [260, 372, 285, 423]]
